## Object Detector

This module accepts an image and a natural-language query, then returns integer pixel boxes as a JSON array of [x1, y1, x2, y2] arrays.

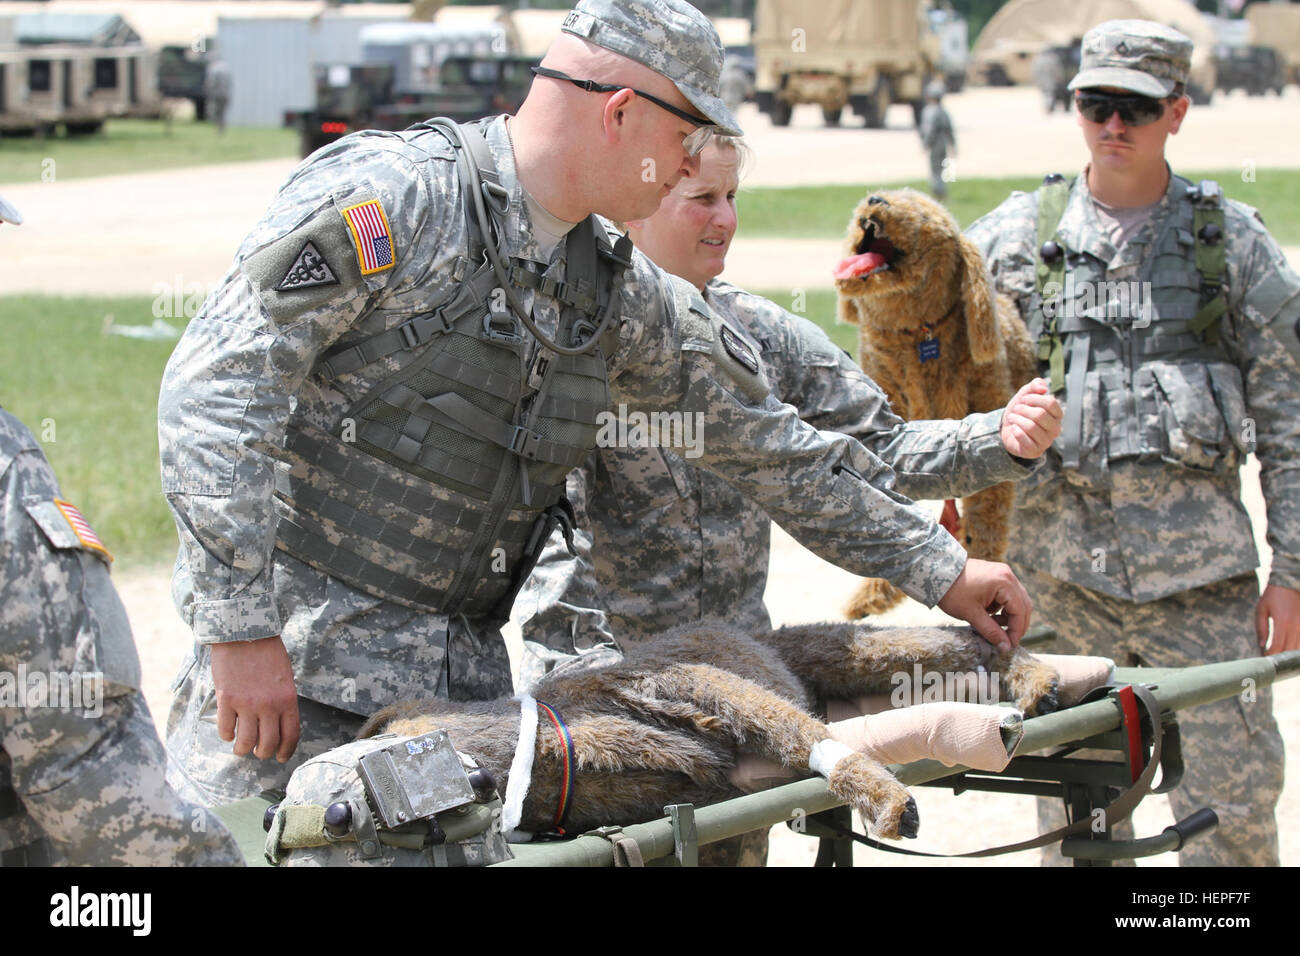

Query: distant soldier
[[0, 405, 243, 866], [918, 80, 956, 200], [1033, 47, 1067, 112], [205, 59, 232, 134]]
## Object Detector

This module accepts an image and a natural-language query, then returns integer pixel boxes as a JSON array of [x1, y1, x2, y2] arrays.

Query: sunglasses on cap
[[530, 66, 720, 156], [1075, 90, 1168, 127]]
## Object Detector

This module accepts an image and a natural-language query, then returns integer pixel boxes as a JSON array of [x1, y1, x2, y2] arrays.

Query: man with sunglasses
[[160, 0, 1034, 811], [967, 19, 1300, 866]]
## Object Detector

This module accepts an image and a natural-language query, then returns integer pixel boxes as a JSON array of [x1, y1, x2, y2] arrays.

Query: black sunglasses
[[1075, 91, 1167, 127], [530, 66, 719, 155]]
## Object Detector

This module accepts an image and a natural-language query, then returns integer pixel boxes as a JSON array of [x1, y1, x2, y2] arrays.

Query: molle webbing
[[276, 119, 625, 619]]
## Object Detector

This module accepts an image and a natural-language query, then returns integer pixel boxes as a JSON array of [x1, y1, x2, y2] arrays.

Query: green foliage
[[738, 169, 1300, 243], [0, 295, 184, 566], [0, 118, 296, 185]]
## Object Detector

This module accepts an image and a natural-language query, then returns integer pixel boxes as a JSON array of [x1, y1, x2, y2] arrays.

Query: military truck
[[1214, 44, 1285, 97], [752, 0, 942, 128], [285, 23, 535, 157], [1246, 2, 1300, 88]]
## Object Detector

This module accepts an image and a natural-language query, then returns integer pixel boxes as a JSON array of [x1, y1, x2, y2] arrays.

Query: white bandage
[[809, 739, 855, 778], [1036, 654, 1116, 708], [502, 694, 539, 841], [828, 702, 1020, 772]]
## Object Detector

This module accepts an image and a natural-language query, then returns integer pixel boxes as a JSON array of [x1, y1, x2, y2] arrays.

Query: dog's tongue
[[833, 251, 886, 280]]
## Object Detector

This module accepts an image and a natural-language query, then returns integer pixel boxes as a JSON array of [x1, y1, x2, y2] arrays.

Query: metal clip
[[664, 803, 698, 867], [510, 426, 541, 460]]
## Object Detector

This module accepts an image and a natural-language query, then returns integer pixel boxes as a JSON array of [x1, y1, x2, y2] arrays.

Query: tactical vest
[[1027, 174, 1249, 488], [273, 119, 632, 624]]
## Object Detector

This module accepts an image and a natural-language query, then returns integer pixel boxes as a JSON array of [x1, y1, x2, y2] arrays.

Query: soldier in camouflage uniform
[[966, 20, 1300, 866], [516, 138, 1062, 866], [160, 0, 1034, 809], [918, 80, 956, 201], [1, 406, 242, 866]]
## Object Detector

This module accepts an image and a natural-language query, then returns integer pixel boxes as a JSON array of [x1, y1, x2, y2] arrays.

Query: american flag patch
[[54, 499, 112, 562], [340, 199, 395, 276]]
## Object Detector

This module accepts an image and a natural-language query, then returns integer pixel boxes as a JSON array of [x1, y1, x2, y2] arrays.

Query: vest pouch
[[1149, 361, 1235, 472], [1207, 362, 1250, 457], [271, 733, 513, 867]]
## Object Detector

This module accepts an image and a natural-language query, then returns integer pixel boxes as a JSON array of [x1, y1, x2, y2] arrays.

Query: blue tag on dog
[[918, 339, 940, 363]]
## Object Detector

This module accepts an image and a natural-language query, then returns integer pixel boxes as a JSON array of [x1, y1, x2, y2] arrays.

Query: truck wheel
[[822, 105, 842, 127], [769, 99, 793, 127], [911, 101, 924, 127]]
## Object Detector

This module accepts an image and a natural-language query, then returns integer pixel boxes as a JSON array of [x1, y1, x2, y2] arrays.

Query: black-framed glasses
[[530, 66, 719, 156], [1075, 91, 1167, 127]]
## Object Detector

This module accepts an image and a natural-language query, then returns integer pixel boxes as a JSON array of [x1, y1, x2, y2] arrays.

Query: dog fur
[[363, 621, 1059, 842], [835, 189, 1038, 619]]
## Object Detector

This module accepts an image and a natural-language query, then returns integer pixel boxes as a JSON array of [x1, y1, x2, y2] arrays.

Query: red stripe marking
[[1117, 685, 1145, 783]]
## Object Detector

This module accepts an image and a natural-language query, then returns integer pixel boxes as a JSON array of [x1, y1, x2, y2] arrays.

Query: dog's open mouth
[[833, 219, 904, 281]]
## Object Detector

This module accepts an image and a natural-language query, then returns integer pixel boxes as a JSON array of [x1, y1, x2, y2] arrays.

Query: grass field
[[0, 295, 183, 565], [738, 169, 1300, 241], [0, 118, 296, 185]]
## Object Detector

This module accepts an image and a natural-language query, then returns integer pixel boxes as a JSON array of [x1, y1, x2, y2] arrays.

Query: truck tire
[[822, 105, 842, 127], [769, 99, 793, 127], [911, 101, 924, 128]]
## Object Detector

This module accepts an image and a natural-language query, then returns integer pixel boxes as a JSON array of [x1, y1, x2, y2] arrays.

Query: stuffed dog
[[834, 189, 1037, 618]]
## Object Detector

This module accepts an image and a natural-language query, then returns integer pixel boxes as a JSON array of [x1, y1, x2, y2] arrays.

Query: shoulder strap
[[1034, 174, 1071, 392], [1187, 180, 1228, 345]]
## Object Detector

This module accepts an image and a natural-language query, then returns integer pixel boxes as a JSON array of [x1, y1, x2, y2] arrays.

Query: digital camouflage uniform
[[516, 280, 1035, 866], [0, 408, 243, 866], [967, 165, 1300, 865], [159, 117, 970, 807], [918, 84, 955, 201]]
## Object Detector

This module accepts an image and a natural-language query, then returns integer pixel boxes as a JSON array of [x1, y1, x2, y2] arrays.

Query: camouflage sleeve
[[157, 138, 433, 643], [608, 260, 967, 607], [0, 427, 243, 866], [965, 191, 1040, 311], [1226, 205, 1300, 591], [739, 292, 1031, 502], [514, 455, 618, 655]]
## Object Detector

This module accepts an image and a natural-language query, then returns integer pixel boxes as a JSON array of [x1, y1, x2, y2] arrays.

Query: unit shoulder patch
[[276, 241, 339, 292]]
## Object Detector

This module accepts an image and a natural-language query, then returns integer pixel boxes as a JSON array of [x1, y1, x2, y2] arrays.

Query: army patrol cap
[[0, 194, 22, 226], [1069, 19, 1192, 98], [560, 0, 743, 136]]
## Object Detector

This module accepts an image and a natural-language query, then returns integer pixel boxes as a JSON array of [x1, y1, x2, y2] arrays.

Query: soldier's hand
[[937, 558, 1032, 653], [1001, 378, 1063, 459], [1256, 585, 1300, 656], [210, 636, 301, 762]]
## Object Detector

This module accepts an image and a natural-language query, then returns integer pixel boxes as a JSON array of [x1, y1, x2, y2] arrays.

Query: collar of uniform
[[483, 115, 549, 267], [1060, 164, 1184, 273]]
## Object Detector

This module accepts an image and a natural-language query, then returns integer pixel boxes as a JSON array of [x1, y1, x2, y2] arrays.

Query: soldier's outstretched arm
[[712, 287, 1053, 508], [608, 259, 1027, 644]]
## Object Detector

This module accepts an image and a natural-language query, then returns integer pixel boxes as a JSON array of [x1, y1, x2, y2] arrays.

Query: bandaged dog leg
[[828, 702, 1024, 772], [1034, 654, 1115, 708], [727, 752, 801, 794]]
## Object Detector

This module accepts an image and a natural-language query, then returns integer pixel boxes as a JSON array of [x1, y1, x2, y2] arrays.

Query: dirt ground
[[16, 84, 1300, 866]]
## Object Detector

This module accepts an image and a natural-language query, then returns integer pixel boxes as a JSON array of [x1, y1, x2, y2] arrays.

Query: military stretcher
[[213, 638, 1300, 867]]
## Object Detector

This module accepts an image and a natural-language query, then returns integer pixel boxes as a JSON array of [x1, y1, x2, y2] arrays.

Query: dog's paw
[[844, 578, 907, 619], [1002, 648, 1060, 716], [827, 753, 919, 840]]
